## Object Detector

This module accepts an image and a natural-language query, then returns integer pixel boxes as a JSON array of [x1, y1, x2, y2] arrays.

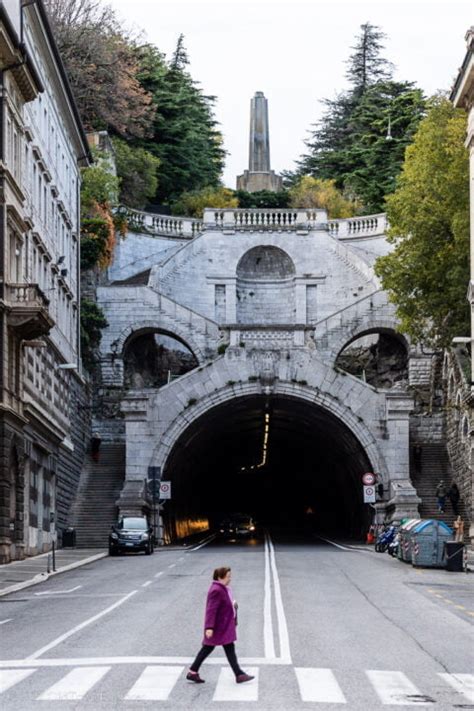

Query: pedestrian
[[436, 479, 447, 513], [447, 482, 461, 516], [186, 566, 254, 685]]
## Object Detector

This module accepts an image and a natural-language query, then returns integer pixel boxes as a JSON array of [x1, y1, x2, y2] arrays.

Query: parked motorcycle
[[375, 525, 397, 553], [387, 532, 400, 557]]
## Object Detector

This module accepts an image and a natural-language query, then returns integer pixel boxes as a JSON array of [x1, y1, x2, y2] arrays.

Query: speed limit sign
[[362, 472, 376, 486]]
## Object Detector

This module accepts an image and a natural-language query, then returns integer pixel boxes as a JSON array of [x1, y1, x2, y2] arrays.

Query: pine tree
[[346, 22, 393, 95]]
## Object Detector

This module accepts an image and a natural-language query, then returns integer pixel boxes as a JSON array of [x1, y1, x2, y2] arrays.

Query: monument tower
[[237, 91, 283, 193]]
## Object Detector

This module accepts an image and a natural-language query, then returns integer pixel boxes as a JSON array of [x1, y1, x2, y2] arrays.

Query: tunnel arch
[[151, 384, 387, 539]]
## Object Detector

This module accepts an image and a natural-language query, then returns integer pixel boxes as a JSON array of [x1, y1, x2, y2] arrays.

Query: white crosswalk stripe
[[36, 666, 111, 700], [212, 667, 259, 702], [295, 667, 347, 703], [125, 665, 184, 700], [366, 670, 434, 705], [0, 664, 472, 705], [0, 669, 36, 694], [438, 673, 474, 703]]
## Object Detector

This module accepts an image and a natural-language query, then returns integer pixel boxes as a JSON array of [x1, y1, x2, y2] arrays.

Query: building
[[450, 27, 474, 543], [0, 0, 90, 562]]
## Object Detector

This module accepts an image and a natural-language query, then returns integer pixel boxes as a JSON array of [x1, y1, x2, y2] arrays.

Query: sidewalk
[[0, 548, 107, 598]]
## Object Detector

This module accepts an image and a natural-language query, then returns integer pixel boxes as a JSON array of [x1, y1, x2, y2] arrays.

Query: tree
[[375, 97, 469, 346], [236, 190, 291, 209], [44, 0, 154, 138], [112, 138, 160, 209], [135, 38, 225, 203], [296, 24, 425, 213], [288, 177, 359, 218], [171, 186, 238, 217]]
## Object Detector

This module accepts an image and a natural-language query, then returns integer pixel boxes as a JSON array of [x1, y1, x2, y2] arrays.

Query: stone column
[[249, 92, 271, 172]]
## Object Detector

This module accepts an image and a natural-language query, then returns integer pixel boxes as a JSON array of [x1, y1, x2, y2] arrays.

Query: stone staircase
[[69, 443, 125, 548], [410, 443, 464, 530]]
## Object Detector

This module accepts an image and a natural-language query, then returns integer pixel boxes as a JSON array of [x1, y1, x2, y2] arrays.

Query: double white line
[[263, 533, 291, 664]]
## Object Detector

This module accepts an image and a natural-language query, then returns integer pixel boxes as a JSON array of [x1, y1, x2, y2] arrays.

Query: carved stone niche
[[251, 349, 280, 387]]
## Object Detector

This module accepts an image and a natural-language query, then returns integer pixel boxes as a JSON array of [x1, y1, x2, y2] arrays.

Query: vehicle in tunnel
[[217, 514, 258, 539], [161, 394, 376, 542]]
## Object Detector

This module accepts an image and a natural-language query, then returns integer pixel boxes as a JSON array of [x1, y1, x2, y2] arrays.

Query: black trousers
[[190, 642, 243, 676]]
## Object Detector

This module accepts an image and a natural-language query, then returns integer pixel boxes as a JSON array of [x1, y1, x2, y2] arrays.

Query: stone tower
[[237, 91, 283, 193]]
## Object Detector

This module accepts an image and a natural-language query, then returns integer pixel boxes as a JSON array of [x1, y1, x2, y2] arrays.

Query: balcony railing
[[6, 283, 50, 308], [5, 283, 54, 338], [328, 214, 387, 238], [118, 206, 202, 238], [202, 208, 327, 231]]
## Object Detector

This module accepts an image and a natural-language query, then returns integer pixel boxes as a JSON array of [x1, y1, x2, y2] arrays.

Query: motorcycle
[[375, 525, 397, 553], [387, 531, 400, 557]]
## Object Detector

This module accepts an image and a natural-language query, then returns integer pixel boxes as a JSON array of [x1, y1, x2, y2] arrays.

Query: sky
[[108, 0, 472, 188]]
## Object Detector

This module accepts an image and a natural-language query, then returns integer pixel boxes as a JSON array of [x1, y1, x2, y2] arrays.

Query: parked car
[[218, 514, 257, 539], [109, 516, 154, 555]]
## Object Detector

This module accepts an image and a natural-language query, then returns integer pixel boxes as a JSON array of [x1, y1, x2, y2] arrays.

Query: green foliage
[[81, 162, 119, 213], [288, 177, 359, 218], [236, 190, 290, 209], [296, 23, 425, 213], [112, 137, 160, 209], [80, 299, 108, 370], [80, 218, 111, 269], [171, 186, 238, 217], [375, 97, 470, 347], [133, 39, 225, 204]]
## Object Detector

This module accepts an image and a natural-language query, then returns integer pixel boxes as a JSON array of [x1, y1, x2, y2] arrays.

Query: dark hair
[[213, 566, 231, 581]]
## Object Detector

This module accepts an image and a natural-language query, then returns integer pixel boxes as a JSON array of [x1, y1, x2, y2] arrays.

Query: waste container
[[411, 520, 452, 568], [444, 541, 464, 572], [63, 527, 76, 547], [398, 519, 421, 562]]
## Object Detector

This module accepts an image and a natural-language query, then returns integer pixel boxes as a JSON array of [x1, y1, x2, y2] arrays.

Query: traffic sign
[[362, 472, 376, 486], [159, 481, 172, 499], [363, 485, 376, 503]]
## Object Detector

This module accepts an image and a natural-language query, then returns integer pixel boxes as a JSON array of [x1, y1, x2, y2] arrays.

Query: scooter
[[387, 531, 400, 557], [375, 525, 397, 553]]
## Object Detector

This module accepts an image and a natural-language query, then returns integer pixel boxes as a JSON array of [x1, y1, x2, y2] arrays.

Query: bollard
[[47, 554, 51, 574], [52, 541, 56, 572]]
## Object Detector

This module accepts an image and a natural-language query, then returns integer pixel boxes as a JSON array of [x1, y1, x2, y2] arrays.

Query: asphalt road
[[0, 530, 473, 710]]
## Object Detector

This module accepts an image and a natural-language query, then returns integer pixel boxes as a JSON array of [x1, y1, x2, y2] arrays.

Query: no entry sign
[[362, 472, 376, 486]]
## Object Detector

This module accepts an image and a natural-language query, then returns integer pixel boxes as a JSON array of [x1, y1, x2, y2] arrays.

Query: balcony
[[4, 283, 54, 338]]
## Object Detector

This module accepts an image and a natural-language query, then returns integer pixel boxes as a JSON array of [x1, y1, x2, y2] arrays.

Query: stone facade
[[96, 206, 427, 537], [0, 0, 90, 562]]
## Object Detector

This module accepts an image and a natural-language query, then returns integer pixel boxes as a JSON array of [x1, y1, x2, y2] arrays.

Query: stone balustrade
[[119, 205, 387, 239], [118, 206, 202, 238], [6, 283, 50, 307], [328, 213, 387, 238]]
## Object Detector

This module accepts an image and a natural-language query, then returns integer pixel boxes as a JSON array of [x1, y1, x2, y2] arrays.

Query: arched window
[[236, 246, 296, 324]]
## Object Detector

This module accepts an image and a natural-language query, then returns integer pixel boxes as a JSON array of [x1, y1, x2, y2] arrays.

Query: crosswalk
[[0, 665, 472, 704]]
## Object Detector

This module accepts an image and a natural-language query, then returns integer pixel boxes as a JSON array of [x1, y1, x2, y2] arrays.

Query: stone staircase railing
[[118, 206, 203, 238], [328, 213, 388, 238], [149, 288, 220, 343]]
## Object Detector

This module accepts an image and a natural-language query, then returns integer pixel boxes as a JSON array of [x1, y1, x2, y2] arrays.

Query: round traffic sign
[[362, 472, 376, 485]]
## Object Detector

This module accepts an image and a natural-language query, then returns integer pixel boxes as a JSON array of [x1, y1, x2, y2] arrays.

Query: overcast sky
[[109, 0, 472, 188]]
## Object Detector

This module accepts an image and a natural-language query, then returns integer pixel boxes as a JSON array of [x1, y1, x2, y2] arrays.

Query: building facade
[[0, 0, 90, 563]]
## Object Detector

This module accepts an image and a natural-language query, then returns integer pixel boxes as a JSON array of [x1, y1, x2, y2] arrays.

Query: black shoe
[[236, 673, 255, 684], [186, 671, 205, 683]]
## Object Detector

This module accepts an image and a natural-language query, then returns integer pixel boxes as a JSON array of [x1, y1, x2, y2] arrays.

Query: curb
[[0, 552, 108, 598]]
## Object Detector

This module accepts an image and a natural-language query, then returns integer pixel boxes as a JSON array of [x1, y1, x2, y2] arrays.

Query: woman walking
[[186, 566, 254, 684]]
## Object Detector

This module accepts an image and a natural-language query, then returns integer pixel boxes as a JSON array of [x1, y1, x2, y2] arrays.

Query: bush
[[80, 299, 108, 370], [113, 138, 160, 209]]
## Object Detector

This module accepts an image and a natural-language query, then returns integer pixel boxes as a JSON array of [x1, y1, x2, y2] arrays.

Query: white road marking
[[367, 670, 433, 705], [141, 581, 152, 587], [0, 669, 35, 694], [213, 667, 258, 701], [295, 668, 347, 703], [268, 535, 291, 662], [318, 537, 353, 551], [168, 563, 176, 569], [37, 666, 110, 700], [188, 534, 216, 551], [154, 572, 163, 578], [0, 619, 12, 625], [125, 665, 184, 700], [35, 585, 82, 596], [439, 673, 474, 702], [263, 535, 275, 658], [26, 590, 138, 660], [0, 656, 289, 668]]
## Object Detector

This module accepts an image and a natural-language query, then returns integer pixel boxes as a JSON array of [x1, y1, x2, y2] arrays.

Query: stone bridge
[[97, 207, 425, 539]]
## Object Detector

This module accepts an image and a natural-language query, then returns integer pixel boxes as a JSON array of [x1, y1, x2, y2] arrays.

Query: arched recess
[[114, 320, 205, 363], [123, 327, 199, 388], [236, 246, 296, 324], [335, 327, 409, 389]]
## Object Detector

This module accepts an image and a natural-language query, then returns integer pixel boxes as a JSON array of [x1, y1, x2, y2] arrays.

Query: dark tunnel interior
[[163, 395, 374, 540]]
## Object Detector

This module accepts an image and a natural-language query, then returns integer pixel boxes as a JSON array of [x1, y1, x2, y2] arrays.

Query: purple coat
[[202, 581, 237, 646]]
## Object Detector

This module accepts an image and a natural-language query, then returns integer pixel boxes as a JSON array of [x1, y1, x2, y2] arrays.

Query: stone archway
[[123, 329, 199, 389], [236, 246, 296, 324]]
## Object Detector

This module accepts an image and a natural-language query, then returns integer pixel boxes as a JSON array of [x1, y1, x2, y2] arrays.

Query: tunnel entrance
[[162, 395, 374, 540]]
